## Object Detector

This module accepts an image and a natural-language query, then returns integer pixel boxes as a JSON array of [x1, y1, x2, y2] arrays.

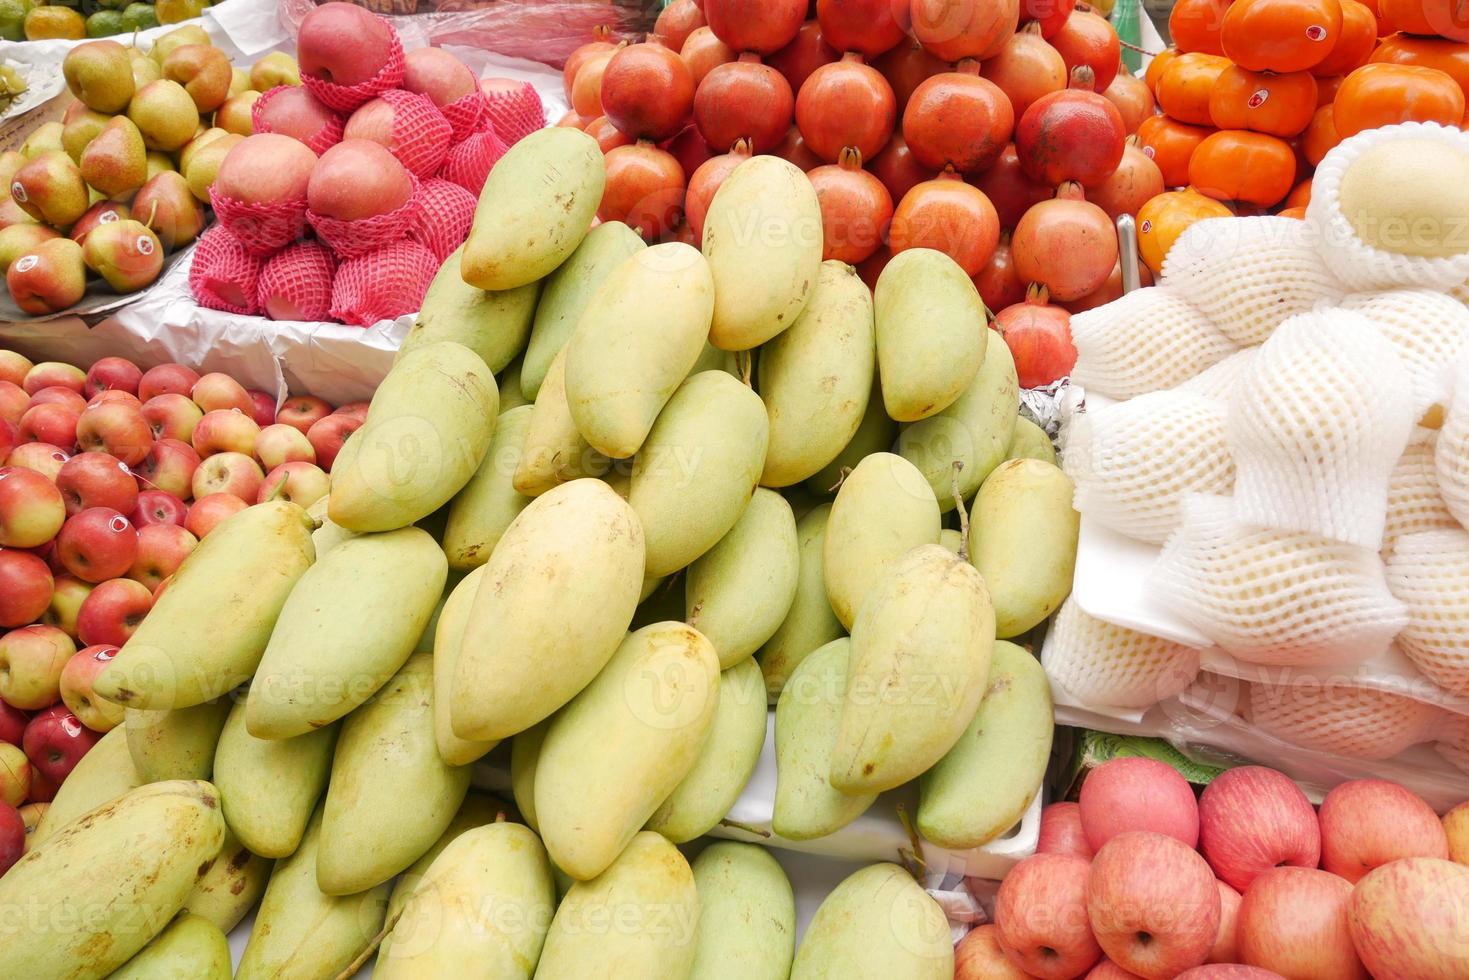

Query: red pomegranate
[[983, 23, 1068, 118], [767, 20, 838, 93], [1015, 66, 1126, 186], [817, 0, 910, 58], [857, 246, 893, 290], [654, 0, 706, 53], [994, 284, 1076, 388], [1102, 70, 1156, 134], [1011, 182, 1118, 301], [571, 47, 619, 118], [599, 142, 687, 240], [874, 37, 949, 116], [970, 142, 1050, 228], [704, 0, 806, 55], [601, 41, 696, 142], [869, 133, 938, 204], [586, 115, 634, 153], [563, 29, 614, 102], [556, 110, 593, 129], [681, 27, 736, 86], [973, 232, 1026, 312], [1021, 0, 1072, 37], [889, 171, 1001, 276], [694, 55, 795, 153], [1087, 141, 1164, 219], [911, 0, 1022, 62], [1062, 259, 1152, 314], [1050, 10, 1122, 91], [808, 147, 894, 263], [903, 67, 1016, 173], [685, 139, 752, 243], [795, 54, 897, 163], [664, 124, 714, 180]]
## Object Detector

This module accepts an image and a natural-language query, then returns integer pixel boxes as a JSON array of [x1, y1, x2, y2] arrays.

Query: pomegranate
[[983, 23, 1068, 118], [869, 132, 938, 204], [1102, 70, 1156, 134], [664, 218, 700, 246], [1011, 182, 1118, 301], [1015, 66, 1126, 186], [685, 139, 752, 244], [704, 0, 806, 55], [911, 0, 1023, 62], [857, 246, 893, 290], [654, 0, 706, 53], [796, 53, 898, 162], [556, 110, 593, 129], [875, 37, 948, 116], [1050, 10, 1122, 92], [817, 0, 910, 58], [563, 28, 614, 102], [1087, 141, 1164, 219], [601, 42, 696, 142], [664, 124, 715, 180], [681, 27, 736, 87], [994, 284, 1077, 388], [586, 115, 634, 153], [599, 142, 686, 240], [772, 125, 825, 171], [808, 147, 894, 263], [903, 67, 1016, 173], [970, 142, 1050, 228], [767, 20, 838, 93], [973, 231, 1026, 312], [889, 171, 1001, 275], [572, 47, 618, 118], [694, 55, 795, 153], [1062, 260, 1153, 314], [1021, 0, 1072, 37]]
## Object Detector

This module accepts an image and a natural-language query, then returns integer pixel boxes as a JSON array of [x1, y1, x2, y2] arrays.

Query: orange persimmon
[[1372, 34, 1469, 102], [1302, 103, 1342, 163], [1209, 66, 1319, 135], [1380, 0, 1469, 43], [1137, 187, 1234, 273], [1146, 48, 1180, 93], [1188, 129, 1298, 205], [1138, 114, 1216, 186], [1316, 73, 1345, 105], [1170, 0, 1232, 56], [1286, 177, 1313, 208], [1156, 52, 1233, 125], [1221, 0, 1345, 73], [1312, 0, 1379, 76], [1333, 63, 1466, 137]]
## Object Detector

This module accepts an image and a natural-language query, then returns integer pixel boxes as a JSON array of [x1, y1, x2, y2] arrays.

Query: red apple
[[1319, 779, 1448, 884], [1347, 857, 1469, 980], [1444, 802, 1469, 865], [1177, 966, 1289, 979], [0, 801, 21, 875], [276, 394, 331, 434], [191, 408, 260, 458], [190, 372, 252, 415], [18, 403, 79, 450], [996, 853, 1101, 979], [297, 1, 398, 87], [22, 362, 85, 396], [0, 701, 26, 747], [137, 363, 200, 402], [75, 577, 152, 648], [401, 47, 477, 107], [191, 452, 264, 502], [87, 390, 141, 411], [1080, 757, 1200, 852], [1087, 832, 1220, 979], [127, 523, 196, 592], [0, 417, 15, 464], [0, 381, 27, 424], [27, 386, 86, 415], [185, 493, 247, 538], [56, 508, 139, 583], [333, 401, 369, 421], [27, 769, 56, 803], [0, 625, 76, 710], [130, 490, 188, 529], [1039, 801, 1094, 859], [74, 401, 152, 466], [1087, 960, 1147, 979], [0, 741, 29, 806], [83, 357, 142, 398], [22, 704, 99, 784], [134, 438, 200, 501], [1208, 880, 1240, 964], [1199, 766, 1320, 892], [56, 452, 138, 517], [247, 389, 276, 427], [141, 393, 204, 443], [257, 461, 328, 507], [1237, 867, 1365, 979], [0, 549, 53, 628], [42, 576, 91, 640], [0, 352, 32, 388], [58, 644, 123, 732], [5, 444, 69, 483], [306, 413, 361, 471], [255, 423, 316, 469], [954, 923, 1031, 980], [0, 466, 66, 547]]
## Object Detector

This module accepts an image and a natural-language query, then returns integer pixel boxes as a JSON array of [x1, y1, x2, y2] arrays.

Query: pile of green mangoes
[[0, 125, 1077, 978]]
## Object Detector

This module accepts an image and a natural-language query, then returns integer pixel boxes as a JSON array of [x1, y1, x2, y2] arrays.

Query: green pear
[[81, 218, 163, 292], [10, 152, 89, 227], [215, 90, 258, 136], [150, 24, 209, 66], [6, 238, 87, 315], [228, 67, 250, 96], [127, 79, 200, 152], [0, 223, 59, 275], [62, 39, 135, 114], [0, 150, 27, 189], [249, 51, 300, 90], [163, 44, 231, 113], [133, 170, 204, 248], [130, 50, 162, 89], [183, 132, 241, 203], [80, 116, 147, 198], [20, 122, 65, 160], [61, 105, 111, 164], [145, 151, 174, 179]]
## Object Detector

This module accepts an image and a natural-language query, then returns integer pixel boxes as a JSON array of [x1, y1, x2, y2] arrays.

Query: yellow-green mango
[[411, 571, 458, 656], [306, 494, 355, 556], [383, 791, 508, 934], [831, 544, 994, 794], [805, 380, 897, 496], [109, 912, 231, 980], [498, 358, 530, 410], [523, 219, 647, 401], [123, 698, 231, 782], [564, 241, 715, 458], [969, 458, 1079, 638], [535, 832, 700, 978], [318, 654, 471, 895], [1007, 415, 1056, 464], [758, 503, 846, 700], [685, 488, 799, 668], [875, 248, 986, 422], [689, 842, 795, 980], [32, 724, 142, 845], [630, 371, 770, 577], [377, 822, 556, 980], [181, 823, 272, 932], [940, 528, 965, 554], [0, 780, 226, 979], [791, 863, 953, 979], [822, 452, 941, 629], [898, 327, 1019, 510], [452, 478, 644, 741], [399, 246, 540, 372], [646, 657, 767, 843], [443, 404, 534, 571], [235, 808, 390, 980], [95, 501, 315, 710], [509, 721, 547, 834], [772, 638, 875, 841], [918, 641, 1054, 848], [703, 155, 822, 351], [758, 259, 875, 487], [691, 340, 740, 376], [247, 526, 448, 738], [432, 565, 497, 766], [461, 127, 603, 290], [536, 623, 720, 880], [328, 341, 498, 532], [512, 346, 609, 495], [212, 693, 336, 859]]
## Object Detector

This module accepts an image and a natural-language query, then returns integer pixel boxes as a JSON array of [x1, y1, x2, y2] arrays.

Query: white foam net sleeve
[[1386, 529, 1469, 697], [1160, 216, 1344, 347], [1070, 287, 1238, 400], [1227, 310, 1416, 550], [1308, 122, 1469, 293], [1242, 675, 1446, 760], [1338, 289, 1469, 425], [1383, 432, 1460, 560], [1453, 278, 1469, 306], [1063, 390, 1235, 545], [1150, 494, 1408, 668], [1042, 597, 1201, 708], [1177, 348, 1258, 402], [1436, 351, 1469, 528]]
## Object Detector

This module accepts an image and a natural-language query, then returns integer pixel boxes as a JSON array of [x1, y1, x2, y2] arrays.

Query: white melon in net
[[1386, 529, 1469, 697], [1150, 494, 1408, 668], [1243, 676, 1444, 760], [1228, 310, 1415, 549], [1339, 289, 1469, 426], [1161, 216, 1343, 347], [1177, 348, 1257, 402], [1063, 390, 1234, 544], [1383, 433, 1459, 560], [1041, 598, 1202, 709], [1070, 287, 1238, 400], [1437, 352, 1469, 527]]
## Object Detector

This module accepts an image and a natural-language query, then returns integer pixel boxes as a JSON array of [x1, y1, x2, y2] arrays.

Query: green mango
[[181, 823, 272, 933], [398, 245, 540, 373], [509, 721, 548, 833], [248, 526, 447, 738], [969, 458, 1079, 638], [791, 863, 953, 979], [535, 832, 700, 978], [805, 380, 897, 497], [123, 698, 231, 782], [382, 791, 509, 936], [306, 494, 355, 556], [109, 912, 231, 980], [95, 501, 315, 710], [431, 565, 497, 766], [536, 623, 720, 880], [685, 487, 799, 668], [875, 248, 987, 421], [512, 346, 609, 495], [1007, 415, 1056, 464], [689, 842, 796, 980], [442, 404, 534, 571], [757, 503, 846, 700], [646, 657, 767, 843], [498, 358, 530, 410], [918, 641, 1054, 848], [32, 724, 142, 845], [940, 528, 965, 554]]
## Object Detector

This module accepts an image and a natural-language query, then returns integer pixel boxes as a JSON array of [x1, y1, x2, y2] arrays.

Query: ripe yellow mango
[[758, 503, 846, 699], [804, 380, 897, 496], [689, 842, 796, 980], [791, 863, 953, 979], [400, 245, 540, 373], [443, 404, 534, 570], [181, 824, 272, 933], [875, 248, 987, 421], [431, 565, 497, 766], [968, 458, 1079, 637], [382, 791, 508, 935], [32, 724, 141, 845], [109, 912, 231, 980], [123, 698, 231, 782], [513, 346, 609, 495], [498, 358, 530, 410], [1007, 415, 1057, 464], [509, 721, 547, 834]]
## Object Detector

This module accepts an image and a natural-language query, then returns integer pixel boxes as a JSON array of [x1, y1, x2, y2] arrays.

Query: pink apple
[[42, 576, 91, 640], [258, 461, 328, 507], [1087, 960, 1147, 979], [954, 924, 1031, 980], [83, 357, 142, 398], [191, 452, 264, 502], [276, 394, 331, 434], [141, 393, 204, 443], [1079, 757, 1200, 852], [333, 401, 369, 421], [151, 575, 173, 600], [1444, 801, 1469, 865], [1237, 867, 1364, 979], [1087, 832, 1220, 979], [0, 549, 52, 628], [0, 466, 66, 547], [130, 490, 188, 529], [190, 372, 252, 415], [1319, 779, 1448, 883], [27, 386, 86, 415], [18, 403, 79, 450], [1039, 801, 1095, 860], [1198, 766, 1320, 892], [247, 390, 276, 427], [74, 401, 152, 466], [0, 742, 29, 807], [22, 704, 98, 783], [0, 702, 24, 747], [1208, 880, 1240, 965], [297, 1, 397, 87], [0, 418, 15, 465], [255, 423, 317, 470], [185, 493, 247, 538], [995, 853, 1101, 979], [127, 523, 196, 592], [137, 363, 200, 402], [27, 769, 56, 803], [0, 351, 32, 388], [56, 452, 138, 517], [21, 362, 84, 396], [306, 413, 361, 471], [88, 390, 142, 411], [1347, 857, 1469, 980], [0, 380, 27, 424], [0, 625, 76, 710], [134, 438, 200, 501], [402, 47, 477, 107], [56, 508, 139, 584], [191, 408, 260, 458], [58, 644, 123, 732], [6, 444, 68, 483], [1177, 966, 1290, 979], [76, 577, 152, 648]]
